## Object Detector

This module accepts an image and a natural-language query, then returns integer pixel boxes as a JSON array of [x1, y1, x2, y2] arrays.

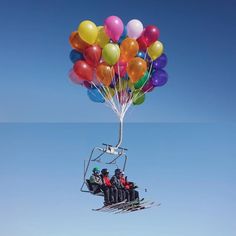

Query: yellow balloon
[[128, 80, 135, 91], [102, 43, 120, 66], [147, 41, 164, 60], [78, 20, 98, 45], [96, 26, 110, 48], [104, 87, 115, 100], [116, 80, 128, 92]]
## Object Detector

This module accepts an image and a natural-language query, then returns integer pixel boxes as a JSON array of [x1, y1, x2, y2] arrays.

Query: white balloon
[[127, 19, 144, 39]]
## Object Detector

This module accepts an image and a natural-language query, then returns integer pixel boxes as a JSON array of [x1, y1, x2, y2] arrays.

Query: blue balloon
[[87, 88, 105, 103], [70, 49, 84, 63], [137, 51, 145, 59]]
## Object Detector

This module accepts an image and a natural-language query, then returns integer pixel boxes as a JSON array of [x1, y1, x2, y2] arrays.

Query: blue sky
[[0, 0, 235, 122], [0, 123, 236, 236], [0, 0, 236, 236]]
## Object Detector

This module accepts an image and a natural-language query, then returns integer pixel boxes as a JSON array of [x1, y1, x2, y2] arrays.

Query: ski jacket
[[102, 176, 112, 187], [90, 174, 103, 185], [120, 176, 130, 189], [110, 175, 124, 189]]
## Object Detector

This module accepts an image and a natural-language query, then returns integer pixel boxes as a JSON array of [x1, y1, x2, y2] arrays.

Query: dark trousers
[[128, 189, 139, 201], [109, 187, 118, 203], [100, 185, 110, 204]]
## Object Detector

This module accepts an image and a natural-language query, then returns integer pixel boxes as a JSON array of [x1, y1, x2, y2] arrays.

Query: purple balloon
[[151, 69, 168, 87], [142, 79, 154, 93], [83, 81, 94, 89], [153, 53, 168, 70], [110, 74, 119, 88]]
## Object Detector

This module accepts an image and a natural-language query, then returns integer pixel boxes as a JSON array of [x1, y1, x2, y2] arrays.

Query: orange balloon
[[96, 63, 115, 86], [120, 38, 139, 61], [69, 31, 89, 52], [127, 58, 147, 83]]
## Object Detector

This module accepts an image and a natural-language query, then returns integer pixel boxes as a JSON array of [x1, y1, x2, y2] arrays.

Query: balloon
[[87, 88, 105, 103], [116, 80, 128, 92], [96, 26, 110, 48], [96, 63, 115, 86], [143, 25, 160, 46], [103, 87, 115, 100], [109, 74, 119, 88], [73, 60, 94, 82], [142, 79, 154, 93], [104, 16, 124, 42], [114, 60, 127, 77], [69, 49, 84, 63], [84, 45, 102, 67], [137, 35, 148, 52], [134, 71, 149, 89], [83, 81, 94, 89], [69, 69, 83, 85], [137, 51, 145, 59], [132, 90, 145, 105], [127, 19, 143, 39], [151, 69, 168, 87], [69, 31, 89, 52], [78, 20, 98, 45], [127, 57, 147, 83], [120, 38, 139, 61], [147, 41, 163, 60], [118, 90, 130, 105], [102, 43, 120, 66], [153, 53, 168, 69]]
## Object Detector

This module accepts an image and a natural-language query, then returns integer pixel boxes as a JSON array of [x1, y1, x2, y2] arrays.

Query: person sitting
[[90, 167, 110, 206], [111, 168, 128, 202], [120, 171, 139, 202], [101, 168, 118, 204]]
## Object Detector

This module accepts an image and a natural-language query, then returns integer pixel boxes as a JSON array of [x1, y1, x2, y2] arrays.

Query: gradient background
[[0, 0, 236, 235]]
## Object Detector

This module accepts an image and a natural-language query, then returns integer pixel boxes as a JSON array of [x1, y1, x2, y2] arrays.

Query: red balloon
[[137, 35, 148, 52], [84, 45, 102, 67], [73, 60, 94, 82], [143, 25, 160, 46]]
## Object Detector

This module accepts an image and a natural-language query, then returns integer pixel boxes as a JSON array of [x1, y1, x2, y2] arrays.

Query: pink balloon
[[114, 60, 127, 77], [69, 69, 83, 85], [142, 79, 155, 93], [104, 16, 124, 42]]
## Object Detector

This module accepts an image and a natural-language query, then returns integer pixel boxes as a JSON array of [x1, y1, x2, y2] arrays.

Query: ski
[[92, 199, 127, 212], [121, 202, 161, 214], [114, 199, 151, 214], [107, 198, 145, 213]]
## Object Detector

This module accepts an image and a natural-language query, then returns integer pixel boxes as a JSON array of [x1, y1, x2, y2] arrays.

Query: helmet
[[101, 168, 109, 175], [92, 167, 100, 174], [115, 168, 121, 175]]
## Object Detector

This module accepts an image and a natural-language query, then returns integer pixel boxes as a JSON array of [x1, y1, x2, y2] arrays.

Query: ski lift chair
[[80, 143, 128, 196]]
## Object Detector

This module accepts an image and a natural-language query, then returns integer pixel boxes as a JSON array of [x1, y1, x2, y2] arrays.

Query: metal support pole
[[115, 117, 123, 149]]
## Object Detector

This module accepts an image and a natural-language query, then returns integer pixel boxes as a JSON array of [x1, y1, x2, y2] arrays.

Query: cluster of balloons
[[69, 16, 168, 113]]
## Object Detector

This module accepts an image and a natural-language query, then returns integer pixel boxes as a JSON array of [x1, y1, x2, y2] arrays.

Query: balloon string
[[104, 70, 120, 117], [91, 81, 119, 116], [89, 84, 117, 114]]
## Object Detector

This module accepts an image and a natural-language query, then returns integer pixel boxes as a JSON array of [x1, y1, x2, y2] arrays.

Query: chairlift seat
[[86, 179, 104, 196]]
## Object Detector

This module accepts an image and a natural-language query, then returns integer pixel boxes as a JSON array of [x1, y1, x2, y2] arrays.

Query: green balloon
[[102, 43, 120, 66], [132, 90, 145, 105], [134, 71, 149, 89]]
